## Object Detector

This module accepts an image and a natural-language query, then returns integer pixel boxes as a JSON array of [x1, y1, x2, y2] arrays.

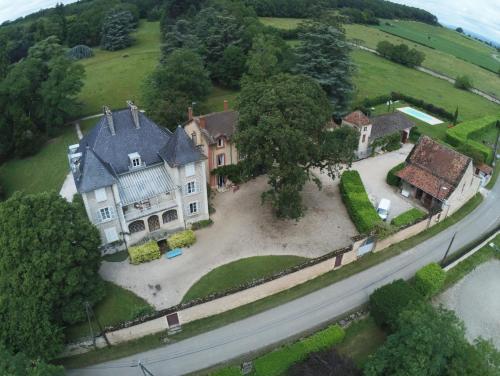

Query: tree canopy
[[0, 192, 104, 359], [0, 346, 64, 376], [236, 73, 358, 218], [101, 9, 135, 51]]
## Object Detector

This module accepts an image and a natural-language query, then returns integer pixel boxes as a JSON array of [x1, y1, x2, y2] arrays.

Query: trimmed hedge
[[128, 240, 161, 265], [391, 208, 426, 227], [445, 115, 498, 164], [414, 263, 446, 297], [386, 162, 405, 186], [253, 324, 345, 376], [168, 230, 196, 249], [340, 170, 381, 234], [191, 219, 213, 230], [369, 279, 423, 331]]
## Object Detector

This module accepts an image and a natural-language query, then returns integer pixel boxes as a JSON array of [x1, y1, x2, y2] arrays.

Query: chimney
[[223, 99, 229, 111], [127, 100, 140, 129], [103, 106, 115, 135], [188, 106, 193, 121], [199, 116, 206, 129]]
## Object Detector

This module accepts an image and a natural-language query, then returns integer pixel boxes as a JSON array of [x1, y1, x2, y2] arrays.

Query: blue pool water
[[397, 107, 443, 125]]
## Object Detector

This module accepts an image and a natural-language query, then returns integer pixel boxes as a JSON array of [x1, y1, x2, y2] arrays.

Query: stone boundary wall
[[443, 230, 499, 271]]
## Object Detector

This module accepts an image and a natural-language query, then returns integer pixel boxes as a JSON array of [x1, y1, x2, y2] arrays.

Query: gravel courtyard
[[436, 260, 500, 349]]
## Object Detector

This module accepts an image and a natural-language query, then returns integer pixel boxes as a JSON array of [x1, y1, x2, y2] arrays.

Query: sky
[[0, 0, 498, 43]]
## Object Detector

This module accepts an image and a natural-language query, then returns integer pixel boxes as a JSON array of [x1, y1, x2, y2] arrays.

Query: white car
[[377, 198, 391, 221]]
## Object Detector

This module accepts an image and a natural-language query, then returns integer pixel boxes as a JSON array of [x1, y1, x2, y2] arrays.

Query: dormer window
[[217, 137, 224, 148], [128, 152, 142, 169]]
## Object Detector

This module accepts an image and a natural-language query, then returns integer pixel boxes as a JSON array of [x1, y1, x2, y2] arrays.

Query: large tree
[[0, 192, 104, 359], [0, 345, 64, 376], [364, 303, 500, 376], [236, 73, 358, 219], [294, 20, 355, 116], [101, 10, 135, 51]]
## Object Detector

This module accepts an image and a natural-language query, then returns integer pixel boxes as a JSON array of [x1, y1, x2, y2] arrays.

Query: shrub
[[391, 208, 426, 227], [253, 324, 345, 376], [386, 162, 405, 186], [168, 229, 196, 249], [454, 75, 473, 90], [340, 171, 381, 234], [369, 279, 423, 331], [414, 263, 446, 297], [128, 241, 161, 265], [191, 219, 213, 230]]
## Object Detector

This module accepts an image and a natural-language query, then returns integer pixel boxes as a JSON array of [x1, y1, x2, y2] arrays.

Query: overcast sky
[[0, 0, 498, 43]]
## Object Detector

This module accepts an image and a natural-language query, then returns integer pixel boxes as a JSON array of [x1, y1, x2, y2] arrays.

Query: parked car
[[377, 198, 391, 221]]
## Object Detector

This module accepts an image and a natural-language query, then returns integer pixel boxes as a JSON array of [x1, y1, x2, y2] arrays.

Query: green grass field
[[78, 21, 161, 116], [376, 20, 500, 73], [182, 255, 307, 303], [259, 17, 304, 29]]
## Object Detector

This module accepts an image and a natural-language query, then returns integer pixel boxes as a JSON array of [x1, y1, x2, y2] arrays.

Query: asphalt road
[[72, 182, 500, 376]]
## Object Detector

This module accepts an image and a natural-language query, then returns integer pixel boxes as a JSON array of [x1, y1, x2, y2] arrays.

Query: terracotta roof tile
[[396, 165, 454, 200], [343, 110, 371, 127]]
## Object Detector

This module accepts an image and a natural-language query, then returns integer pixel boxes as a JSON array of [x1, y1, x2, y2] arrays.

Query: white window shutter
[[95, 188, 107, 202]]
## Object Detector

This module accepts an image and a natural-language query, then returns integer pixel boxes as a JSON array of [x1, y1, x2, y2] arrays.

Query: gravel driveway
[[436, 260, 500, 349]]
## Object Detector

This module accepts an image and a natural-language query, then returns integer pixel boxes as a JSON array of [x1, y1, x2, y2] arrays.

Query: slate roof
[[369, 112, 415, 140], [196, 110, 238, 144], [343, 110, 371, 127], [396, 136, 471, 200], [74, 108, 203, 193], [159, 125, 205, 167]]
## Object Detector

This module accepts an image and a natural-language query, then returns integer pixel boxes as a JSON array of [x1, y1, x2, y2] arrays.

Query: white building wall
[[445, 162, 481, 215]]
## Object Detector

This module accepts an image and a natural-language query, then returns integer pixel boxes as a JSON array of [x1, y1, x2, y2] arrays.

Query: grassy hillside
[[259, 17, 304, 29], [78, 21, 161, 116], [376, 20, 499, 73]]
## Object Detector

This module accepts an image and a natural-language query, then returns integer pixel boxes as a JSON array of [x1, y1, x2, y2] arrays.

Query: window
[[189, 202, 199, 215], [191, 132, 197, 145], [363, 126, 367, 131], [185, 163, 195, 177], [162, 209, 178, 223], [129, 220, 145, 233], [95, 188, 107, 202], [148, 215, 160, 232], [104, 227, 119, 243], [362, 134, 366, 143], [217, 153, 225, 166], [128, 152, 142, 169], [132, 158, 141, 167], [217, 137, 224, 147], [186, 181, 197, 195], [98, 207, 113, 222]]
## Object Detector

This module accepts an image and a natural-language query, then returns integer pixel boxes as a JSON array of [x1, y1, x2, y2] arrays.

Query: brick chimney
[[126, 100, 140, 129], [199, 116, 206, 129], [188, 106, 193, 121], [103, 106, 115, 135], [223, 100, 229, 111]]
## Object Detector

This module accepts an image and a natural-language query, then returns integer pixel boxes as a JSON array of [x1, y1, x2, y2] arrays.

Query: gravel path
[[436, 260, 500, 348]]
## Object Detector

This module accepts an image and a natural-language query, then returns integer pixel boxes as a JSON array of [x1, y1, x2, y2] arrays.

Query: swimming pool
[[397, 106, 443, 125]]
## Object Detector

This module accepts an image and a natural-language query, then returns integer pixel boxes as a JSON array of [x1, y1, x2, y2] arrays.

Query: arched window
[[148, 215, 160, 232], [162, 209, 178, 224], [129, 220, 145, 234]]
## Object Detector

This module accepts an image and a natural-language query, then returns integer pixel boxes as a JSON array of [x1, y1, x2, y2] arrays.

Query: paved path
[[71, 175, 500, 375]]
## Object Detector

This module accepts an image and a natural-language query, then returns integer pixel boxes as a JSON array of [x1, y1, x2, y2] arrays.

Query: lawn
[[204, 86, 239, 113], [259, 17, 305, 29], [65, 281, 154, 342], [351, 50, 500, 121], [376, 20, 500, 73], [77, 21, 161, 116], [181, 255, 307, 303]]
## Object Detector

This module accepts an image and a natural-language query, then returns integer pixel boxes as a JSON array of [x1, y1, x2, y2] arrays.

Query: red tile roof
[[343, 110, 371, 127], [396, 136, 471, 200], [477, 163, 493, 175]]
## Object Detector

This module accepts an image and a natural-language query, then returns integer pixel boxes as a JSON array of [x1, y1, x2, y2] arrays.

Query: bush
[[414, 263, 446, 297], [191, 219, 213, 230], [253, 324, 345, 376], [168, 229, 196, 249], [128, 241, 161, 265], [454, 75, 473, 90], [376, 41, 425, 67], [340, 171, 381, 234], [391, 208, 426, 227], [369, 279, 423, 331], [386, 162, 405, 186], [372, 132, 401, 153]]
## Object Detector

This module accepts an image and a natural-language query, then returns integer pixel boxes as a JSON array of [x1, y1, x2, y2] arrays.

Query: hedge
[[128, 240, 161, 265], [369, 279, 423, 331], [168, 229, 196, 249], [414, 263, 446, 297], [391, 92, 455, 122], [386, 162, 405, 186], [253, 324, 345, 376], [391, 208, 426, 227], [445, 115, 498, 163], [191, 219, 213, 230], [340, 170, 381, 234]]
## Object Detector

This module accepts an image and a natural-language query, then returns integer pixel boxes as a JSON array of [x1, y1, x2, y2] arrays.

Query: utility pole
[[441, 232, 456, 266], [85, 301, 111, 347], [84, 301, 96, 348], [138, 361, 155, 376], [493, 120, 500, 166]]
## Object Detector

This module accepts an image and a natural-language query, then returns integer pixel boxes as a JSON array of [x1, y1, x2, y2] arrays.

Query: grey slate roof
[[117, 164, 177, 205], [198, 111, 238, 144], [74, 108, 203, 193], [369, 112, 415, 140], [159, 126, 205, 167]]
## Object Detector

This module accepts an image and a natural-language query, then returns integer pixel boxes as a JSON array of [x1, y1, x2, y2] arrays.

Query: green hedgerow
[[168, 229, 196, 249], [414, 263, 446, 297], [386, 162, 405, 187], [128, 240, 161, 265]]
